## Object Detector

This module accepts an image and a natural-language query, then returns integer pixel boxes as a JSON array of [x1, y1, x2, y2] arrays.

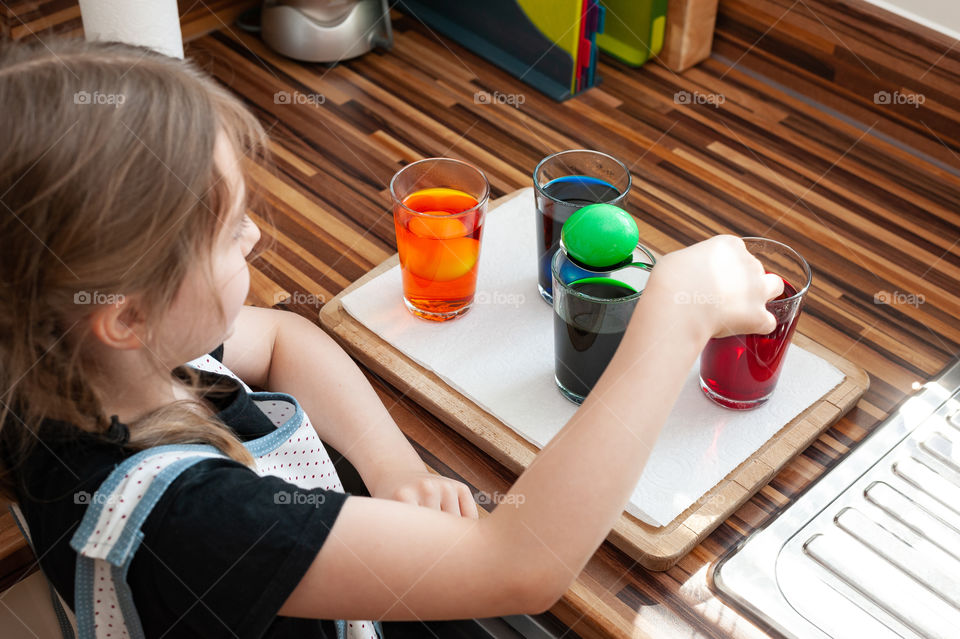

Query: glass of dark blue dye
[[552, 243, 656, 405], [533, 150, 632, 304]]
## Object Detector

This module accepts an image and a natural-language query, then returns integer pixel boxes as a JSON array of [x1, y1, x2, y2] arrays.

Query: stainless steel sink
[[713, 359, 960, 639]]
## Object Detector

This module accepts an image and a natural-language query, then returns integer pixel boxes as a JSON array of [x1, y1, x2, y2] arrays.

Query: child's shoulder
[[18, 418, 345, 635]]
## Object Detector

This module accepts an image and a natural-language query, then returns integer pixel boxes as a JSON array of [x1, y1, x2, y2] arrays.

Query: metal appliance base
[[713, 359, 960, 639]]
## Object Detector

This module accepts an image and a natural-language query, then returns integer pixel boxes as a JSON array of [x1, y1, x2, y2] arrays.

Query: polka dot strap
[[62, 354, 385, 639], [70, 446, 222, 563], [69, 444, 225, 639], [185, 352, 347, 493]]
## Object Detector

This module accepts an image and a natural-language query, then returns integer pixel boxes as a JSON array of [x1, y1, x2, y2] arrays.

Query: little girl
[[0, 39, 781, 638]]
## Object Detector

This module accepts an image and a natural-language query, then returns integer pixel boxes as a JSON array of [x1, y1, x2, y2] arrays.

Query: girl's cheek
[[225, 256, 250, 307]]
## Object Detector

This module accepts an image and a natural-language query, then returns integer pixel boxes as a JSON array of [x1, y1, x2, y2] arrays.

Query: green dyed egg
[[561, 203, 639, 269]]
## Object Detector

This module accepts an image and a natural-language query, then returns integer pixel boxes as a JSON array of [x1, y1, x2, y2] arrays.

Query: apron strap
[[69, 351, 388, 639], [69, 444, 223, 638], [241, 391, 305, 457]]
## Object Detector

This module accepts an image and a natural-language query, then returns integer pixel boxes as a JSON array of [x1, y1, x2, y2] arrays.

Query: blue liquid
[[536, 175, 623, 301]]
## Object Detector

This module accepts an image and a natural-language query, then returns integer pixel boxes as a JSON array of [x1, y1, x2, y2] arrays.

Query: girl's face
[[153, 132, 260, 366]]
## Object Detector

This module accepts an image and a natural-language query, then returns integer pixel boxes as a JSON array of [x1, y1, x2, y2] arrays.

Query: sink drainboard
[[713, 360, 960, 639]]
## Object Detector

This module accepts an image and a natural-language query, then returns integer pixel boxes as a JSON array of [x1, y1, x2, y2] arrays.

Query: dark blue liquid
[[554, 280, 635, 401], [536, 176, 624, 300]]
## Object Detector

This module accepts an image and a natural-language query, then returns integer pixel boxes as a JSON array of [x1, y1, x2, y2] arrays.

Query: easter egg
[[404, 237, 479, 281], [409, 214, 468, 240], [402, 187, 479, 214], [561, 203, 639, 269]]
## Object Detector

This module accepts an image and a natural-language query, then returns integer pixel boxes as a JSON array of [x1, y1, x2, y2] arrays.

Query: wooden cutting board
[[318, 191, 869, 570]]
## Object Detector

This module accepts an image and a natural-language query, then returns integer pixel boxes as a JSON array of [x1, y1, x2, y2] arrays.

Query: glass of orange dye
[[390, 158, 490, 321]]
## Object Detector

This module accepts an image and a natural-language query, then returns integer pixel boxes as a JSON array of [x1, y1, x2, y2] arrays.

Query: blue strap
[[243, 391, 306, 456], [69, 444, 221, 563], [67, 395, 371, 638], [71, 445, 224, 639]]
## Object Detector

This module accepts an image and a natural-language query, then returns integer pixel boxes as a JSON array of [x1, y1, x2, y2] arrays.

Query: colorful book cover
[[398, 0, 580, 100], [595, 0, 667, 67], [516, 0, 584, 94]]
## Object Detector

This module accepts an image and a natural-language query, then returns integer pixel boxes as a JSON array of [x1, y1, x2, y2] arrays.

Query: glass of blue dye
[[533, 150, 632, 304]]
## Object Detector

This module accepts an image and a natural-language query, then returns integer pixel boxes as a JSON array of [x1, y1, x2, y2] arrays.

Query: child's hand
[[642, 235, 784, 341], [371, 471, 480, 519]]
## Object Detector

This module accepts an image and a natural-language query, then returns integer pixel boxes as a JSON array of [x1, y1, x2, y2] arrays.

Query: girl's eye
[[232, 215, 250, 240]]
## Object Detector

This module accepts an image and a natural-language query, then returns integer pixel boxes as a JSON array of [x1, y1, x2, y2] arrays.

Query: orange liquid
[[396, 187, 482, 319]]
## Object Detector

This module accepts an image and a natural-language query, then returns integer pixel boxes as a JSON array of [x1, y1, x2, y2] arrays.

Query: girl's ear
[[88, 296, 148, 351]]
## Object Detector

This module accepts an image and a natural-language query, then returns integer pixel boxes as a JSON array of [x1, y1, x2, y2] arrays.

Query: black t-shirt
[[11, 345, 347, 638]]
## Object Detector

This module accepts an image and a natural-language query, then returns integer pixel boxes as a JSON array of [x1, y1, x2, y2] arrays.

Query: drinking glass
[[391, 158, 490, 321], [699, 238, 812, 409], [552, 243, 656, 404], [534, 150, 631, 304]]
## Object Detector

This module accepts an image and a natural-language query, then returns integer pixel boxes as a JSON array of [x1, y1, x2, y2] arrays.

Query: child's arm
[[275, 236, 783, 620], [222, 305, 478, 517]]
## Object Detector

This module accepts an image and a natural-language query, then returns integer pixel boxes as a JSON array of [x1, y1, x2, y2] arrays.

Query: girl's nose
[[242, 216, 261, 256]]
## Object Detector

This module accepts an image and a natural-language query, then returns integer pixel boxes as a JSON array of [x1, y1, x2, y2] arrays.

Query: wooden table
[[189, 10, 957, 637], [3, 6, 957, 638]]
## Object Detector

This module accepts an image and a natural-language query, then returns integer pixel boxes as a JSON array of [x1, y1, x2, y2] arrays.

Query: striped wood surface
[[179, 10, 958, 638], [715, 0, 960, 168]]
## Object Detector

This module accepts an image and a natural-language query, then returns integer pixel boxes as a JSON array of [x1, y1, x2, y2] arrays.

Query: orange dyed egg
[[404, 237, 479, 281], [402, 187, 479, 213], [408, 214, 468, 240]]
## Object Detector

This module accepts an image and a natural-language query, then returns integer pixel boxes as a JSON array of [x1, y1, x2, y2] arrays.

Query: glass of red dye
[[699, 238, 812, 410]]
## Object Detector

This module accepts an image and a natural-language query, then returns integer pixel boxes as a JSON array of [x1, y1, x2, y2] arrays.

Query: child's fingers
[[421, 482, 442, 510], [754, 272, 786, 334], [763, 272, 785, 301], [393, 487, 419, 506], [458, 485, 479, 519], [440, 483, 461, 515], [757, 310, 778, 335]]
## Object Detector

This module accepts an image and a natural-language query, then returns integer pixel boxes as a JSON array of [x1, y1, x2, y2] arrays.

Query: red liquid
[[395, 187, 482, 320], [700, 277, 801, 409]]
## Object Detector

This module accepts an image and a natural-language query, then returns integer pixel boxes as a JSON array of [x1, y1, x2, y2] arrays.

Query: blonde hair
[[0, 38, 272, 499]]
